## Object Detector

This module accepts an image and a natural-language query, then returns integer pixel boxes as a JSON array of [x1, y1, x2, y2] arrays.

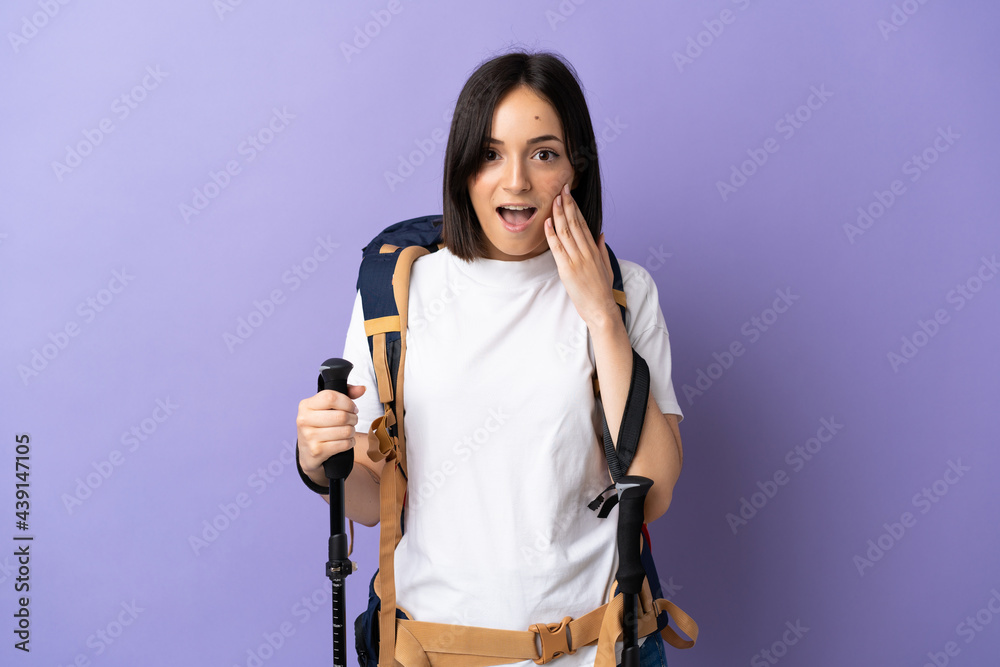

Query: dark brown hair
[[442, 50, 603, 261]]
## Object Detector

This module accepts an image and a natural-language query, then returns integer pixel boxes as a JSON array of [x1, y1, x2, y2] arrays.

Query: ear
[[570, 171, 580, 190]]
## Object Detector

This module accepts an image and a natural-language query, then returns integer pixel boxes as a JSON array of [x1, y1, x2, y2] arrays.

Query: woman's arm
[[343, 440, 383, 527], [542, 184, 683, 523], [590, 314, 683, 524], [297, 386, 385, 527]]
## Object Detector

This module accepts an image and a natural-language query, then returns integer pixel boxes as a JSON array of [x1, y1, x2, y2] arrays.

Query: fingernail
[[556, 194, 562, 206], [564, 183, 570, 194], [354, 405, 359, 413]]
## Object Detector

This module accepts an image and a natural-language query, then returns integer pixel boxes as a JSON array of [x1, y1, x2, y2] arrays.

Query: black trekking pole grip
[[319, 358, 355, 481], [615, 475, 653, 667], [317, 358, 355, 667]]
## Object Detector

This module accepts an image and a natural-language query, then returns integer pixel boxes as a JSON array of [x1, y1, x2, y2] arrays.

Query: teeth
[[500, 205, 533, 210]]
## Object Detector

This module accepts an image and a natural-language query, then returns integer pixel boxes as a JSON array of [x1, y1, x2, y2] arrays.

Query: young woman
[[297, 50, 684, 667]]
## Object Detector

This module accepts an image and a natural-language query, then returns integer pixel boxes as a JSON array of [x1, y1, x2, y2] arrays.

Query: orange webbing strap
[[376, 456, 407, 666], [613, 289, 627, 309], [376, 245, 429, 666], [385, 578, 696, 666], [393, 603, 607, 666], [652, 598, 698, 650], [593, 579, 698, 666], [367, 408, 395, 465], [371, 332, 395, 403], [388, 245, 429, 478], [366, 317, 401, 404], [365, 316, 402, 336]]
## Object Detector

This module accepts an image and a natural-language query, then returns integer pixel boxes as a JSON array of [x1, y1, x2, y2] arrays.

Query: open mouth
[[496, 205, 537, 231]]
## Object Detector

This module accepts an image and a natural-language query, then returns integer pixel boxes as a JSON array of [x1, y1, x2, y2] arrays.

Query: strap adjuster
[[530, 616, 575, 664]]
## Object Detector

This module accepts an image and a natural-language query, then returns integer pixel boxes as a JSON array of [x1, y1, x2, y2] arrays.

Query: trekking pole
[[318, 358, 356, 667], [615, 475, 653, 667]]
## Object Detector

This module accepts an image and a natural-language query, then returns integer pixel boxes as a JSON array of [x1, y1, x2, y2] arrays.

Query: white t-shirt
[[342, 246, 682, 667]]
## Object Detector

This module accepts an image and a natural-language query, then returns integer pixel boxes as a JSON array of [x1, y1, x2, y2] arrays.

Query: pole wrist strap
[[295, 439, 331, 494]]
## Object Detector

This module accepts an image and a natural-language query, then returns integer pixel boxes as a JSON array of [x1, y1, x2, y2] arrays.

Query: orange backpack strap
[[373, 576, 697, 666]]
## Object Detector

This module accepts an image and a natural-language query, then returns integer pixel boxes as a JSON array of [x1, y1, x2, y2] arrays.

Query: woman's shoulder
[[615, 256, 671, 338], [410, 244, 454, 276], [617, 257, 662, 303]]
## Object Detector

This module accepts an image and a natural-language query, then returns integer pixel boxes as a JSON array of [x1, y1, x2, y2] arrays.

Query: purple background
[[3, 1, 998, 665]]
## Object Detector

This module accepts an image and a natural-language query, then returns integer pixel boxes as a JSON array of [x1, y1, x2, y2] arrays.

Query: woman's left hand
[[544, 183, 619, 329]]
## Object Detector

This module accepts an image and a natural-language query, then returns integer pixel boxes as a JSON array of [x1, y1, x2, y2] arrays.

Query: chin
[[503, 238, 548, 259]]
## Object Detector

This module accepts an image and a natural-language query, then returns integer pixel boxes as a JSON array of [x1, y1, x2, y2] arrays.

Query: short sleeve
[[619, 260, 683, 422], [342, 290, 385, 434]]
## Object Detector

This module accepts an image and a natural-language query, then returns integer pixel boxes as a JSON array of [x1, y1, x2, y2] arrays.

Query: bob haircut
[[442, 50, 603, 261]]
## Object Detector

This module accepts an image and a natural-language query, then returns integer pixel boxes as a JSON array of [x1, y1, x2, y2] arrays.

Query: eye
[[535, 149, 559, 161], [482, 148, 499, 161]]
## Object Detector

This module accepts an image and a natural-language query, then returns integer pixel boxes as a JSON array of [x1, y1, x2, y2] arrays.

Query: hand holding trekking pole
[[318, 358, 356, 667], [616, 476, 653, 667]]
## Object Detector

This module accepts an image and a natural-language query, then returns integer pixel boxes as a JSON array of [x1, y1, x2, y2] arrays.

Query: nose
[[502, 155, 529, 193]]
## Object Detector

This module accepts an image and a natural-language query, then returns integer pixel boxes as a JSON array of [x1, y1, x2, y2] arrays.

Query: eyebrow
[[486, 134, 564, 146]]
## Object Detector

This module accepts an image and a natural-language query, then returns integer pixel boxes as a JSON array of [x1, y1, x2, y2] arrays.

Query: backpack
[[352, 214, 698, 666]]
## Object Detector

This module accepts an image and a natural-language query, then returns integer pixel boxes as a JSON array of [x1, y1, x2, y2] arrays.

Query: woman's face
[[467, 85, 576, 261]]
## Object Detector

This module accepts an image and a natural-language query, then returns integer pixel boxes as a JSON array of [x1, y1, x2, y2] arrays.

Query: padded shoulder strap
[[357, 215, 444, 407]]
